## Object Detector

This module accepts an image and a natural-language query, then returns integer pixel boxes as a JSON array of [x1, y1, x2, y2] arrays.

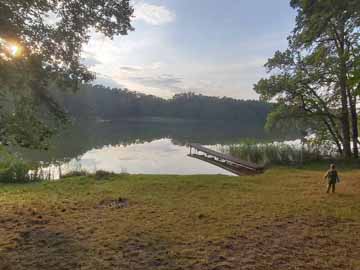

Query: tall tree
[[0, 0, 134, 148], [255, 0, 360, 158]]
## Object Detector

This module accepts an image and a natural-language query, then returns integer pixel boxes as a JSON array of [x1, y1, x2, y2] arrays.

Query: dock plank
[[188, 143, 264, 172]]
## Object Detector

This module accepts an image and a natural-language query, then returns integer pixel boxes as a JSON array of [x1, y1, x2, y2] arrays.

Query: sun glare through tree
[[0, 38, 22, 58]]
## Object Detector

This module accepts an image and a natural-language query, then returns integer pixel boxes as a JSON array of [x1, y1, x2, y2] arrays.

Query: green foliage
[[61, 170, 88, 179], [0, 146, 43, 183], [1, 98, 55, 149], [255, 0, 360, 158], [0, 0, 134, 148], [1, 0, 133, 84], [61, 170, 117, 180], [228, 140, 327, 166], [94, 170, 116, 180], [53, 84, 271, 122]]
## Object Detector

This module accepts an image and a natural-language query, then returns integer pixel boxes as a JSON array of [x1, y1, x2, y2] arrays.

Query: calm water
[[49, 138, 235, 177], [17, 118, 285, 177]]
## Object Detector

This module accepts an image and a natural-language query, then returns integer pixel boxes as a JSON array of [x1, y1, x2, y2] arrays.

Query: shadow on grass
[[0, 225, 87, 270]]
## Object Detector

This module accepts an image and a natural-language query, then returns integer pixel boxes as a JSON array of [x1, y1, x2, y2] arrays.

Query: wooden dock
[[188, 143, 264, 175]]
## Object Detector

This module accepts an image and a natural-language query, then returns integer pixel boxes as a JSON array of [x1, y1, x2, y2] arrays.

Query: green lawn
[[0, 167, 359, 269]]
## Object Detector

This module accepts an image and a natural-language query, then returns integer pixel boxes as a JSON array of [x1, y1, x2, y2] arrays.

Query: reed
[[227, 140, 327, 165]]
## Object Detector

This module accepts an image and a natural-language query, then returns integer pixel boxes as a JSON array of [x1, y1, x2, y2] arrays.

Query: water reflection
[[15, 119, 290, 177], [19, 119, 272, 162], [53, 139, 236, 177]]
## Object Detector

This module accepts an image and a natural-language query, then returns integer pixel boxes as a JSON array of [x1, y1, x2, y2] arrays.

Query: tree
[[0, 0, 134, 148], [53, 84, 271, 123], [255, 0, 360, 159]]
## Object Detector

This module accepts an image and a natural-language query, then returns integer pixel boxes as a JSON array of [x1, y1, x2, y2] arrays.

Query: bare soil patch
[[98, 197, 129, 209]]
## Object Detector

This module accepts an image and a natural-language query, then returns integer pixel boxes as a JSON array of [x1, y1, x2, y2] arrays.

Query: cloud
[[95, 74, 125, 89], [81, 56, 102, 67], [119, 62, 163, 73], [131, 74, 183, 89], [105, 71, 185, 97], [119, 66, 142, 72], [134, 2, 175, 25]]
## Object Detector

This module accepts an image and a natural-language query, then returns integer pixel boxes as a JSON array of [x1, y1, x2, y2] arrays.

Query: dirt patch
[[0, 215, 359, 269], [204, 216, 360, 270], [0, 257, 11, 270], [98, 197, 129, 209], [0, 227, 86, 270], [117, 235, 178, 269]]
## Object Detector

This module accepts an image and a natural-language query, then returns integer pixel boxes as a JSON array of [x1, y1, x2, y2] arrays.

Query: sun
[[0, 38, 22, 59], [10, 44, 20, 56]]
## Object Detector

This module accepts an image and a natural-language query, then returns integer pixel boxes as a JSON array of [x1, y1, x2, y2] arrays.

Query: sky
[[82, 0, 297, 100]]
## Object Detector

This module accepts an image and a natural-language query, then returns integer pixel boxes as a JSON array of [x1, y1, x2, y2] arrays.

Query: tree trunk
[[334, 21, 352, 159], [348, 92, 359, 158], [323, 119, 343, 155], [338, 63, 351, 158], [339, 81, 352, 158]]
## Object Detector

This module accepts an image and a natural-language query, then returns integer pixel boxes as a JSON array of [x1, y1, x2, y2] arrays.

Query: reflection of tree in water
[[17, 118, 287, 163]]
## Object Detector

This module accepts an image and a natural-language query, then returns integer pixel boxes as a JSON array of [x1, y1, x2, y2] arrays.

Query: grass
[[0, 166, 360, 269], [227, 141, 332, 166]]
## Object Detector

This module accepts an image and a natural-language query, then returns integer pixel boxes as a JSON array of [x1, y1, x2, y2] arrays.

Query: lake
[[17, 118, 286, 177]]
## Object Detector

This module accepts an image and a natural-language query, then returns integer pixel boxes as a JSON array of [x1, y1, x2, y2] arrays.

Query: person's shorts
[[328, 179, 337, 185]]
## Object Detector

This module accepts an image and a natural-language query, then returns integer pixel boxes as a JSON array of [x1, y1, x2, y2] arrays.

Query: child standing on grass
[[324, 164, 340, 193]]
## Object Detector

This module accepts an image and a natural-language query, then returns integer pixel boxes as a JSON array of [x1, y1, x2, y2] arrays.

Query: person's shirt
[[325, 169, 339, 183]]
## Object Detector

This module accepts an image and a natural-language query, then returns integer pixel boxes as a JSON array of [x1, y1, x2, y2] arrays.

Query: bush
[[94, 170, 115, 180], [61, 170, 88, 179], [0, 160, 30, 183], [60, 169, 118, 180], [0, 147, 43, 183]]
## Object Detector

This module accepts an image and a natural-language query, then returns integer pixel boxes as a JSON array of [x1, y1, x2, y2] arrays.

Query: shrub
[[61, 170, 88, 179], [0, 160, 29, 183], [94, 170, 115, 180], [0, 149, 43, 183]]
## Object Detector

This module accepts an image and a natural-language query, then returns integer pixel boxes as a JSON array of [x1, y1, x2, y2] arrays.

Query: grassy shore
[[0, 167, 360, 269]]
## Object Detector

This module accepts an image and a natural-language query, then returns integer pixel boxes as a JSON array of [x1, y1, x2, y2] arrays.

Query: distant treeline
[[53, 84, 271, 123]]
